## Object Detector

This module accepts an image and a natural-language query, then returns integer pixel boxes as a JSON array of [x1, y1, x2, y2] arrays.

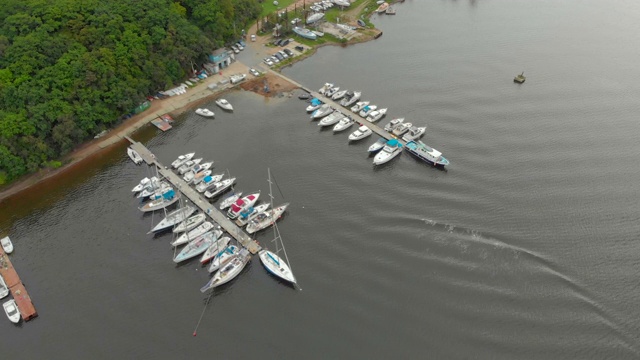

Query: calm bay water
[[2, 1, 640, 358]]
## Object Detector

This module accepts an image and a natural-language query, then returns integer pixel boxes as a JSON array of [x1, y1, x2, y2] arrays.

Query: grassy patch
[[260, 0, 298, 18], [46, 160, 63, 169]]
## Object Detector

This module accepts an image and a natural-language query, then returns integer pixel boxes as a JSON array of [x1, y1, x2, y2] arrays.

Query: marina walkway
[[126, 137, 261, 254], [0, 246, 38, 321], [268, 70, 406, 145]]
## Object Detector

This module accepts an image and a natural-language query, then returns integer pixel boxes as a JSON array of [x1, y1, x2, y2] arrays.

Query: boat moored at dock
[[150, 206, 196, 232], [139, 189, 181, 212], [200, 248, 251, 291], [348, 125, 373, 141], [171, 152, 195, 168], [373, 139, 403, 165], [404, 141, 450, 167], [3, 299, 20, 323]]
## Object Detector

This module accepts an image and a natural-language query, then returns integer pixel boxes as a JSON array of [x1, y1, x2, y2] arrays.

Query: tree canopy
[[0, 0, 260, 183]]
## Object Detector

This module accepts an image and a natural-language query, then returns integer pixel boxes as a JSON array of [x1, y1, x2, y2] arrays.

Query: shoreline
[[0, 0, 385, 204]]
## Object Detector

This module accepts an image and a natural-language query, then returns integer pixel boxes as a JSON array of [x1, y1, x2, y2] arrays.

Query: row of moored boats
[[0, 236, 21, 324], [130, 153, 296, 291], [300, 83, 449, 167]]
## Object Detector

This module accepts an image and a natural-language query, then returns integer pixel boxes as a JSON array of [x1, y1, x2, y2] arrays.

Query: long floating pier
[[0, 246, 38, 321], [268, 70, 405, 145], [126, 137, 261, 254]]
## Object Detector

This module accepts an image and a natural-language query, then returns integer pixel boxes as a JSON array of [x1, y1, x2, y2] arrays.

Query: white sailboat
[[258, 169, 297, 285]]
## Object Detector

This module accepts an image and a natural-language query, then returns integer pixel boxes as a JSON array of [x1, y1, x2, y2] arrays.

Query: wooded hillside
[[0, 0, 260, 184]]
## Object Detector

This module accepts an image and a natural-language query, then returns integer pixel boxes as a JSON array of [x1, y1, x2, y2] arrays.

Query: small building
[[209, 49, 233, 73]]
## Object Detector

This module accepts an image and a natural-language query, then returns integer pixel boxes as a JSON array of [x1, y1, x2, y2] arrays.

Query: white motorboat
[[348, 125, 373, 141], [195, 108, 215, 118], [171, 221, 216, 247], [200, 249, 251, 292], [373, 139, 403, 165], [367, 137, 387, 153], [318, 111, 344, 127], [341, 91, 361, 107], [173, 213, 207, 234], [235, 203, 270, 227], [132, 177, 151, 193], [246, 203, 290, 234], [325, 86, 340, 98], [332, 89, 348, 100], [204, 178, 236, 199], [127, 147, 143, 165], [402, 126, 427, 142], [219, 191, 243, 210], [383, 117, 404, 132], [207, 245, 239, 273], [137, 180, 170, 199], [195, 174, 224, 192], [3, 299, 20, 323], [139, 189, 181, 212], [306, 98, 323, 112], [318, 83, 334, 95], [227, 192, 260, 219], [351, 101, 369, 113], [171, 152, 195, 168], [404, 140, 450, 167], [0, 274, 8, 299], [392, 122, 413, 136], [215, 99, 234, 111], [177, 158, 202, 175], [359, 104, 377, 118], [366, 108, 387, 123], [311, 104, 333, 119], [333, 116, 355, 132], [150, 206, 196, 233], [173, 230, 222, 263], [306, 12, 325, 25], [1, 236, 14, 254], [200, 236, 231, 264], [183, 161, 213, 183], [191, 169, 212, 185]]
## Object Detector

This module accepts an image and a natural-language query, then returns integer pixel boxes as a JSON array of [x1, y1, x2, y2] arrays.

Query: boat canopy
[[387, 139, 400, 147], [163, 189, 175, 200], [311, 98, 322, 106], [203, 175, 212, 183]]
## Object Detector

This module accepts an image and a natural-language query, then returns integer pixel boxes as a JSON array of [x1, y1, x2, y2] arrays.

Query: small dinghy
[[1, 236, 14, 254], [127, 147, 143, 165]]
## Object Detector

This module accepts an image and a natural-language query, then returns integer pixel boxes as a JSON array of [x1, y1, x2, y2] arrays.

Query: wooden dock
[[268, 70, 405, 145], [126, 137, 261, 254], [0, 246, 38, 321]]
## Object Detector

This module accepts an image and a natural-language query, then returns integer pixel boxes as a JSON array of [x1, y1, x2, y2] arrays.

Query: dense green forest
[[0, 0, 260, 184]]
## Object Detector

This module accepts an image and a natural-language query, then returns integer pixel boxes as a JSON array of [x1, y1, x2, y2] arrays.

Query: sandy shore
[[0, 0, 379, 203]]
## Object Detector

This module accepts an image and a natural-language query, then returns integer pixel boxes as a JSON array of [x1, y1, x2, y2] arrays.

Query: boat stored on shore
[[293, 26, 318, 40], [404, 141, 450, 167]]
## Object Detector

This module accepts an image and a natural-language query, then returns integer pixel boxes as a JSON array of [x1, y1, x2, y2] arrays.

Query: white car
[[251, 34, 256, 42], [249, 68, 260, 77], [263, 58, 274, 66], [230, 45, 239, 54]]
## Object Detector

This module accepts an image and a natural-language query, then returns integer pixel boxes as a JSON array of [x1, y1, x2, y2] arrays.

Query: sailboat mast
[[267, 168, 279, 254]]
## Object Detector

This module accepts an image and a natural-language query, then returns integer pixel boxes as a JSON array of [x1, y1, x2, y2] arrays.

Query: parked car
[[230, 45, 239, 54], [280, 39, 290, 46], [238, 40, 246, 47], [283, 48, 294, 57], [278, 51, 288, 59], [264, 57, 274, 66], [273, 52, 284, 61], [295, 45, 305, 52], [270, 55, 280, 63], [249, 68, 260, 77], [251, 34, 256, 41], [235, 43, 244, 51]]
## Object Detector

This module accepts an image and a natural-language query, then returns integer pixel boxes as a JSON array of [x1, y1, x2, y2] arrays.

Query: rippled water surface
[[2, 1, 640, 358]]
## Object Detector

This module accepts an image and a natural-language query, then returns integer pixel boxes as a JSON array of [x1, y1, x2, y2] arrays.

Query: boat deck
[[126, 137, 262, 254], [0, 248, 38, 321], [268, 70, 406, 146]]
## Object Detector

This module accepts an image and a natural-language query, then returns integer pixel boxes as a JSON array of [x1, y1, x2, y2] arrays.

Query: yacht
[[172, 213, 207, 234], [183, 162, 213, 183], [171, 152, 195, 168], [383, 118, 404, 132], [195, 108, 215, 118], [195, 174, 224, 192], [227, 192, 260, 219], [325, 86, 340, 98], [348, 125, 373, 141], [366, 108, 387, 123], [306, 98, 323, 112], [150, 206, 196, 233], [373, 139, 403, 165], [191, 169, 212, 185], [332, 89, 348, 101], [401, 126, 427, 142], [204, 178, 236, 199], [333, 116, 355, 132], [215, 99, 234, 111], [207, 245, 239, 273], [367, 137, 387, 153], [171, 222, 217, 247], [318, 111, 344, 127], [392, 122, 413, 136], [318, 83, 334, 95], [246, 203, 290, 234], [359, 104, 377, 118], [219, 191, 243, 210], [200, 249, 251, 291], [199, 236, 232, 264], [311, 104, 334, 119], [341, 91, 361, 107], [350, 101, 369, 113], [235, 203, 270, 227], [177, 158, 202, 175], [404, 140, 450, 167]]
